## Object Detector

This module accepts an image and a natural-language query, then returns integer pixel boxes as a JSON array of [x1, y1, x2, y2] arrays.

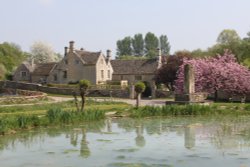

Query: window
[[101, 70, 104, 79], [100, 59, 104, 64], [53, 74, 57, 81], [75, 59, 79, 65], [135, 75, 142, 80], [65, 60, 68, 65], [21, 71, 27, 77], [107, 70, 110, 79], [63, 71, 67, 79]]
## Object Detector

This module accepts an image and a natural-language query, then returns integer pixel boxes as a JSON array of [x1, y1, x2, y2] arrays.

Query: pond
[[1, 116, 250, 167]]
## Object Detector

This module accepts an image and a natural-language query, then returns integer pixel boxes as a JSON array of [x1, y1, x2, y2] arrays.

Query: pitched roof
[[75, 50, 101, 64], [32, 62, 56, 76], [111, 59, 159, 75], [22, 61, 35, 72]]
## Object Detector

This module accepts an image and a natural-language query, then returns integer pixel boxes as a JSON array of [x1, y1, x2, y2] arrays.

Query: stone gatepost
[[129, 84, 135, 99], [184, 64, 195, 94], [151, 81, 157, 99]]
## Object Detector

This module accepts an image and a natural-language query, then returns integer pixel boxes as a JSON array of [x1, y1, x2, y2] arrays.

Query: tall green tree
[[216, 29, 241, 44], [116, 37, 132, 57], [132, 34, 144, 56], [243, 32, 250, 42], [159, 35, 170, 55], [144, 32, 159, 58], [0, 42, 27, 73]]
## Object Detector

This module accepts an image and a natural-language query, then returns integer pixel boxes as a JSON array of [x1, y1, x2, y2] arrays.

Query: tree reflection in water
[[135, 123, 145, 147], [80, 128, 90, 158]]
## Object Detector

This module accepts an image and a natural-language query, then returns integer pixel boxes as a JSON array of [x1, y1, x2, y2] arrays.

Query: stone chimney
[[106, 49, 111, 62], [31, 58, 35, 68], [157, 48, 162, 66], [69, 41, 74, 53], [64, 47, 68, 57]]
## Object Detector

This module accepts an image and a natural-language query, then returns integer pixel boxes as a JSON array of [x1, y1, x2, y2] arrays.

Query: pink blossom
[[174, 51, 250, 96]]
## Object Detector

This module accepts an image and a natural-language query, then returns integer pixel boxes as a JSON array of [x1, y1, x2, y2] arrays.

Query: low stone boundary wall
[[0, 88, 47, 104], [0, 81, 130, 98], [155, 90, 174, 98]]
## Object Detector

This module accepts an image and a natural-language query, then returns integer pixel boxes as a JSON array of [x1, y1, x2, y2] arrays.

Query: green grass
[[130, 103, 250, 118], [1, 96, 250, 135], [0, 99, 131, 135]]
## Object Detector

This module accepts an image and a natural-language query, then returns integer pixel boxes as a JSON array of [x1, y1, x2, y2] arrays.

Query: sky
[[0, 0, 250, 57]]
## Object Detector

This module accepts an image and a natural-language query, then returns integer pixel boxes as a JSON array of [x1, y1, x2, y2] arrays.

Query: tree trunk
[[136, 93, 141, 109], [80, 91, 85, 112], [214, 90, 218, 102], [72, 91, 79, 112]]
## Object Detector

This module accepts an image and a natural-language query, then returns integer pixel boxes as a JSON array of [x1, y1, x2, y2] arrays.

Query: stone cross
[[184, 64, 195, 94]]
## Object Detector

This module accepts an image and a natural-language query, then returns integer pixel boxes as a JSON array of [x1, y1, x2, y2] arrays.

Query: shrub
[[135, 82, 146, 94]]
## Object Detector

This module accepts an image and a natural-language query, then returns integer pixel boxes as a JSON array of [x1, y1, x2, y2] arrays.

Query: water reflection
[[80, 128, 90, 158], [184, 126, 195, 149], [135, 123, 145, 147], [1, 117, 250, 166]]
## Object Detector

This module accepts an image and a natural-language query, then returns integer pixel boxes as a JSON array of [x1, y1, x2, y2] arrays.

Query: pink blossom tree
[[174, 51, 250, 100]]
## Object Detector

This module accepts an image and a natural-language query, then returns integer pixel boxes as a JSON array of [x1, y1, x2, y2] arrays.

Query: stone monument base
[[166, 92, 211, 105]]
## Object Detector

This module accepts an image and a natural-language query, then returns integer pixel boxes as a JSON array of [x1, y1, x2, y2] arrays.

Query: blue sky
[[0, 0, 250, 56]]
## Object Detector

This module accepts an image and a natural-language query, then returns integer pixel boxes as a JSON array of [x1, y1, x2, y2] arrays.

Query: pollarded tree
[[79, 79, 91, 112], [174, 51, 250, 101], [135, 81, 146, 108]]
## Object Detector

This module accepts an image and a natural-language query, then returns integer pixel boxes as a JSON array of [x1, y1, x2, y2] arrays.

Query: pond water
[[1, 116, 250, 167]]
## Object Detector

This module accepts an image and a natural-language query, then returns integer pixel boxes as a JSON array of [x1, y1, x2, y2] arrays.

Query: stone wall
[[175, 93, 207, 102], [0, 81, 129, 98], [155, 90, 174, 98]]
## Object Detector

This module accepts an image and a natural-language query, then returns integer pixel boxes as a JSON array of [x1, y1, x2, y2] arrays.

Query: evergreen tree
[[116, 37, 132, 57], [132, 33, 144, 56], [144, 32, 159, 58], [159, 35, 170, 55]]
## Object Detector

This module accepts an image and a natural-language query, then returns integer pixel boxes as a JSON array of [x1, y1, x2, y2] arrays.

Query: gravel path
[[0, 96, 168, 107]]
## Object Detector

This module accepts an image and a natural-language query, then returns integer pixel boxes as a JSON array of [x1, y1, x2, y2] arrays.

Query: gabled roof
[[111, 58, 159, 75], [75, 50, 101, 65], [22, 61, 35, 72], [32, 62, 57, 76]]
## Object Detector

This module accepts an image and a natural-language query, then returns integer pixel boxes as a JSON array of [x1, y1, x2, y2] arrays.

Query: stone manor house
[[13, 41, 165, 97]]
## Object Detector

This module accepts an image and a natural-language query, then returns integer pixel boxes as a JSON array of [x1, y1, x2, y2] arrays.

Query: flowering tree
[[174, 51, 250, 100]]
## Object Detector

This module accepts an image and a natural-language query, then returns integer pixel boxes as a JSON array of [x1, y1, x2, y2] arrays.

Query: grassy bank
[[130, 103, 250, 118], [1, 98, 250, 135], [0, 99, 130, 135]]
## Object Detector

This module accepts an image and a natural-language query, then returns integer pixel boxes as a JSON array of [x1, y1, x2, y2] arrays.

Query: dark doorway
[[142, 81, 152, 98]]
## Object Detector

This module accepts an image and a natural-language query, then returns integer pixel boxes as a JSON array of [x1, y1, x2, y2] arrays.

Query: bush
[[135, 82, 146, 93], [79, 79, 91, 90]]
